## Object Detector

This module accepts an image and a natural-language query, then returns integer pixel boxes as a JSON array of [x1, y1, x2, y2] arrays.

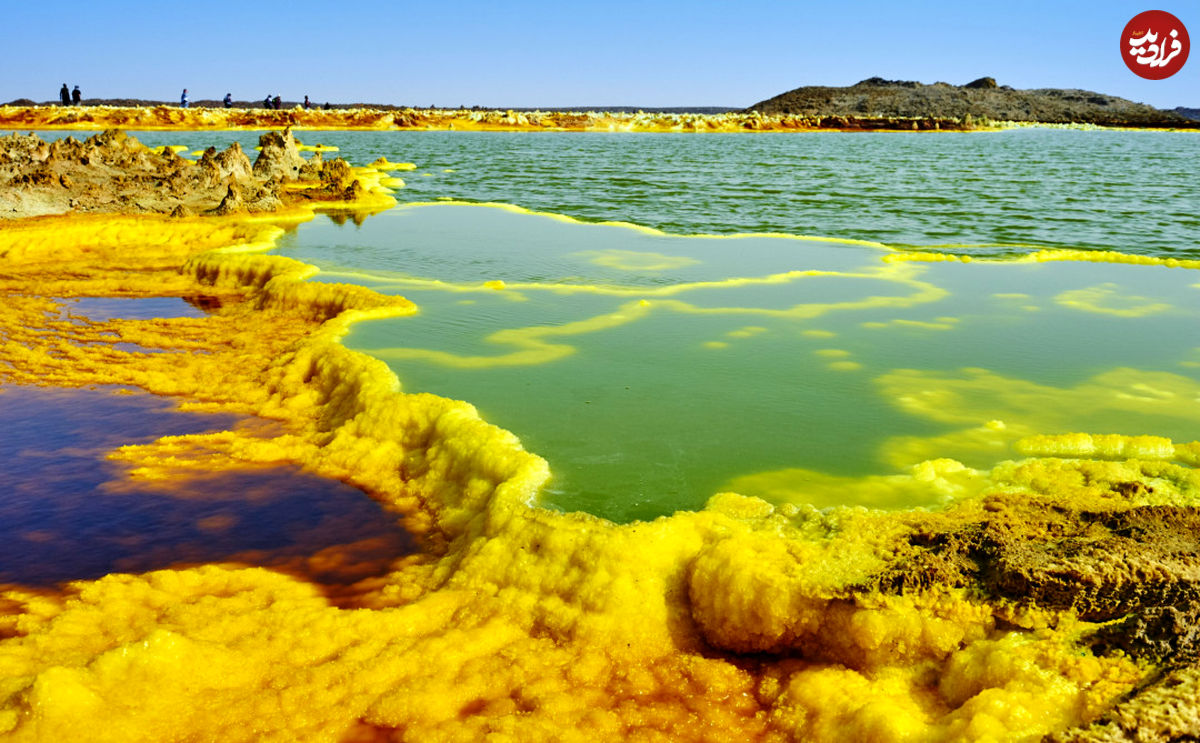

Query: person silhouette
[[223, 93, 233, 108], [60, 84, 70, 106], [180, 89, 189, 108], [71, 86, 81, 105], [303, 95, 310, 110]]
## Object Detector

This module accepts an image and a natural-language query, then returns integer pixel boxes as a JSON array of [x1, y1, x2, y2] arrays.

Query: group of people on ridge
[[261, 95, 314, 110], [58, 84, 81, 105], [56, 85, 326, 110]]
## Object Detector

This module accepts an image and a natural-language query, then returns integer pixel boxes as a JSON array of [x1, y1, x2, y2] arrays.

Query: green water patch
[[277, 204, 1200, 522]]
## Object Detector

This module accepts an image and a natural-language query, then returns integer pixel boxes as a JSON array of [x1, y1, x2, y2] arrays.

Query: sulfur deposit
[[0, 128, 397, 219], [0, 104, 992, 133], [2, 139, 1200, 742]]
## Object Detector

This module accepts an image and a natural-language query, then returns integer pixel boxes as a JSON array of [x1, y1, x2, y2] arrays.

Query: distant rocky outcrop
[[747, 78, 1196, 127], [1176, 107, 1200, 121]]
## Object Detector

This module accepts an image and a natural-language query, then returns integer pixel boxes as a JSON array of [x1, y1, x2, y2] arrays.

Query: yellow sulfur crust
[[0, 105, 998, 134], [2, 207, 1196, 742]]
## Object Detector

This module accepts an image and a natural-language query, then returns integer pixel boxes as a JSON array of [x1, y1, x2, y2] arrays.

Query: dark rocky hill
[[747, 78, 1195, 127]]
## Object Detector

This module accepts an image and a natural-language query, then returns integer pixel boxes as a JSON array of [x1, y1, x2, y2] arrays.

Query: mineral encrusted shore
[[1, 100, 1192, 135], [0, 128, 382, 219]]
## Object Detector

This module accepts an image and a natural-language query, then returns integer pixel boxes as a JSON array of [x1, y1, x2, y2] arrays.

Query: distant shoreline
[[10, 77, 1195, 129], [6, 100, 743, 115], [2, 105, 1197, 133]]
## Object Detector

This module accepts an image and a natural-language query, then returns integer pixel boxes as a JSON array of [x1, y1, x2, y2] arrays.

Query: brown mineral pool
[[55, 295, 224, 321], [0, 385, 415, 587]]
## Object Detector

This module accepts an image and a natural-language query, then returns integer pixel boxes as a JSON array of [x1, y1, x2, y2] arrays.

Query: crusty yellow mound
[[0, 104, 981, 133], [2, 211, 1198, 742]]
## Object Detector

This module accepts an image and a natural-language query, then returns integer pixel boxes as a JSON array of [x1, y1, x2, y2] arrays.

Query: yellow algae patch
[[812, 349, 861, 370], [801, 329, 836, 338], [368, 300, 652, 368], [340, 262, 940, 305], [1055, 282, 1173, 317], [724, 458, 985, 510], [369, 158, 418, 171], [880, 367, 1200, 431], [329, 259, 947, 319], [885, 250, 974, 264], [881, 420, 1016, 470], [873, 368, 1200, 473], [703, 341, 730, 350], [574, 248, 701, 272], [862, 317, 959, 330], [893, 245, 1200, 271], [828, 360, 863, 371], [726, 325, 767, 339], [351, 258, 947, 371], [1025, 249, 1200, 270]]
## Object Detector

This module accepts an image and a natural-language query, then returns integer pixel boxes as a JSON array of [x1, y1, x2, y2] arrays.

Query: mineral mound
[[747, 77, 1197, 127], [0, 128, 378, 219]]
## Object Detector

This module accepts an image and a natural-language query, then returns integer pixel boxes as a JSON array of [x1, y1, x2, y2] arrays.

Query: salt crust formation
[[0, 128, 401, 219], [2, 101, 1195, 134], [0, 105, 1014, 133], [1, 138, 1199, 740]]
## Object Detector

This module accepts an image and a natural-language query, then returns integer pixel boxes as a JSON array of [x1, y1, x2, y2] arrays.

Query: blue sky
[[2, 1, 1196, 108]]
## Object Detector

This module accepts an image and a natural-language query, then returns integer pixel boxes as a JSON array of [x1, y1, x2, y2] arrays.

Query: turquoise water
[[51, 128, 1200, 255], [277, 202, 1200, 520], [280, 130, 1199, 520], [43, 129, 1200, 521]]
